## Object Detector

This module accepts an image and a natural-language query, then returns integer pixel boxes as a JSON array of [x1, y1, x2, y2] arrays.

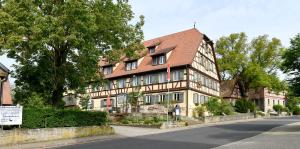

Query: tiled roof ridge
[[144, 28, 202, 43]]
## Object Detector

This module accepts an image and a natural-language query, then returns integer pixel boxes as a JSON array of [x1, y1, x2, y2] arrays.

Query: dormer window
[[148, 46, 156, 54], [152, 54, 166, 65], [103, 66, 113, 75], [125, 60, 137, 71]]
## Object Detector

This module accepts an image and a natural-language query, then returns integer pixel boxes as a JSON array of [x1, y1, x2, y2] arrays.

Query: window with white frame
[[103, 66, 113, 75], [193, 93, 199, 103], [148, 46, 156, 54], [158, 72, 167, 83], [200, 95, 205, 104], [144, 75, 152, 85], [159, 55, 166, 64], [117, 94, 127, 104], [153, 55, 166, 65], [151, 74, 158, 84], [172, 70, 183, 81], [125, 61, 138, 70], [132, 76, 141, 86], [174, 92, 184, 103], [103, 81, 113, 90], [144, 95, 152, 105], [159, 94, 166, 103], [117, 79, 126, 88]]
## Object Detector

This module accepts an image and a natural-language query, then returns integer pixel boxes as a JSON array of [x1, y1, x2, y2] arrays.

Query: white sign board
[[0, 106, 23, 125]]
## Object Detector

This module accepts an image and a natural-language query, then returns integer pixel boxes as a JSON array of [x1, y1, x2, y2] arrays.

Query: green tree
[[14, 91, 48, 108], [286, 97, 300, 114], [0, 0, 144, 107], [216, 33, 285, 97], [79, 95, 90, 110], [128, 87, 144, 113], [281, 34, 300, 96]]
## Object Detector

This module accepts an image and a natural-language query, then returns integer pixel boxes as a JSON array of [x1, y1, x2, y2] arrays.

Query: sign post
[[0, 106, 23, 127]]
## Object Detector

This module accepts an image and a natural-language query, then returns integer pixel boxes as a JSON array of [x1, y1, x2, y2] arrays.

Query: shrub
[[121, 119, 130, 124], [144, 119, 154, 125], [193, 106, 206, 117], [153, 116, 160, 123], [220, 100, 234, 115], [204, 97, 220, 116], [203, 97, 234, 116], [282, 107, 289, 113], [22, 107, 108, 129], [235, 99, 256, 113], [256, 111, 265, 116], [273, 105, 284, 113]]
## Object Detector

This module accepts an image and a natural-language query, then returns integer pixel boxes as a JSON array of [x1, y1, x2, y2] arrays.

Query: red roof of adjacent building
[[101, 28, 209, 79]]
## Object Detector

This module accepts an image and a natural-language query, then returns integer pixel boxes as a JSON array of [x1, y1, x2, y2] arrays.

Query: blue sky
[[130, 0, 299, 44], [1, 0, 299, 81]]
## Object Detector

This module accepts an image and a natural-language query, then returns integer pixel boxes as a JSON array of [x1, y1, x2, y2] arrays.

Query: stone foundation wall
[[204, 113, 255, 123], [0, 126, 114, 145]]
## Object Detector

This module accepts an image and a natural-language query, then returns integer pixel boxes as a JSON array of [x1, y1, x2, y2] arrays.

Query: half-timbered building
[[87, 28, 220, 117]]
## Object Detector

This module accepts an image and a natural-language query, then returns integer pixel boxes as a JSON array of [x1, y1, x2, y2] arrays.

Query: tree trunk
[[51, 84, 64, 107], [51, 48, 67, 107], [237, 79, 248, 99]]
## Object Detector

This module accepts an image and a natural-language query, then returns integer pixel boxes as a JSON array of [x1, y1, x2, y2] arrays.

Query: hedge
[[22, 108, 108, 129]]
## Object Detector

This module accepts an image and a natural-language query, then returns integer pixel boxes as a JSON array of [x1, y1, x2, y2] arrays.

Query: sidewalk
[[214, 121, 300, 149]]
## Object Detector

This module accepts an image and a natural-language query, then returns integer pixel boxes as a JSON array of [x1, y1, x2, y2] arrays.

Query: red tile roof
[[102, 28, 205, 79]]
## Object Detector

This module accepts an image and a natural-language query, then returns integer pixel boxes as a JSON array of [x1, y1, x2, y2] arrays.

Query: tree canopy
[[0, 0, 144, 107], [281, 33, 300, 96], [216, 33, 286, 97]]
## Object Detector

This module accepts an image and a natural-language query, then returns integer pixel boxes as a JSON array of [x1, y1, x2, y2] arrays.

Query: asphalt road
[[56, 116, 300, 149]]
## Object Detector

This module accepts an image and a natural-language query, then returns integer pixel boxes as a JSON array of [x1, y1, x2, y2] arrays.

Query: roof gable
[[0, 62, 10, 73]]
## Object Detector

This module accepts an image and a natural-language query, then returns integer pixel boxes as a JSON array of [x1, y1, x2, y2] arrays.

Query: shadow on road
[[56, 116, 300, 149]]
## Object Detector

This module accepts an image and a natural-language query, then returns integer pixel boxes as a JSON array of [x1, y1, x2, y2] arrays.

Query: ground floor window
[[193, 93, 199, 104], [144, 95, 152, 105], [159, 94, 167, 103], [174, 92, 184, 103], [117, 94, 127, 104]]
